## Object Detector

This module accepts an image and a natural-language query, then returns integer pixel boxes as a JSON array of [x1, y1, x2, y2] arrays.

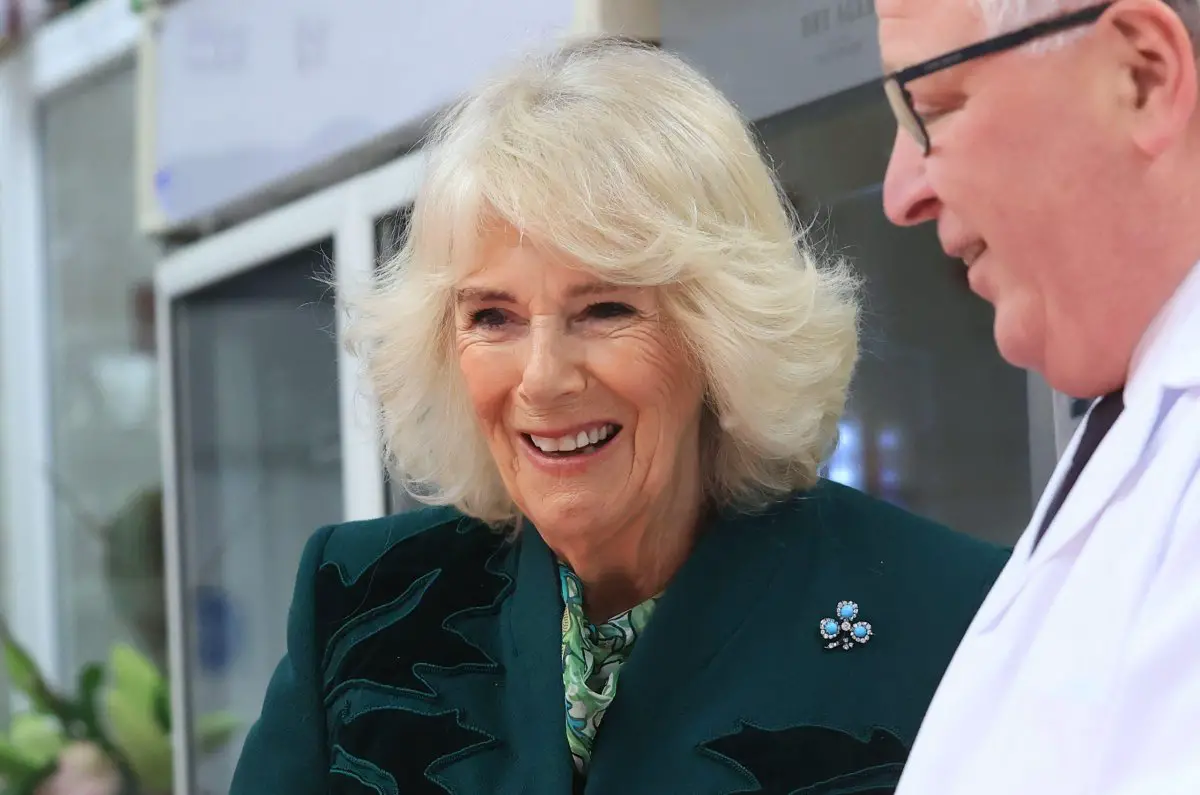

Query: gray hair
[[976, 0, 1200, 46]]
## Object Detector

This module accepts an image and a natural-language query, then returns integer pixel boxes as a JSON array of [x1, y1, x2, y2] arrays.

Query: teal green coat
[[231, 480, 1007, 794]]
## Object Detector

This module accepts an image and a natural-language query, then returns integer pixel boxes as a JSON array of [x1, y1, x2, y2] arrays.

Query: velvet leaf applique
[[315, 518, 514, 795], [700, 723, 909, 794]]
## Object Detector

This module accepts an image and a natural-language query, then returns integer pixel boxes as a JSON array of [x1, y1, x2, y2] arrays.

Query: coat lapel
[[605, 504, 798, 702], [506, 526, 576, 790], [584, 501, 809, 786], [974, 389, 1165, 632], [1031, 260, 1200, 571], [1027, 393, 1161, 568]]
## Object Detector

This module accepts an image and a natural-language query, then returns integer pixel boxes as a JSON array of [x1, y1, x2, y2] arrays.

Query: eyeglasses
[[883, 2, 1114, 155]]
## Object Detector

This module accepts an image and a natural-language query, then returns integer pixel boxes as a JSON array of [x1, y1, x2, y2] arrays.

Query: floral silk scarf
[[559, 564, 659, 774]]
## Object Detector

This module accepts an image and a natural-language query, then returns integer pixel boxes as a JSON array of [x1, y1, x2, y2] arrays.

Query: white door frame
[[155, 148, 425, 795], [0, 0, 141, 689]]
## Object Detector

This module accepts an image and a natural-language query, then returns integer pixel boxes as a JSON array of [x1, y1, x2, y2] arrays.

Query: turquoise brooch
[[819, 601, 873, 650]]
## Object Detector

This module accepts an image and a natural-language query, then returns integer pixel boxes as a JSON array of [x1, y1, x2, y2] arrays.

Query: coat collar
[[1037, 258, 1200, 565], [1128, 259, 1200, 399]]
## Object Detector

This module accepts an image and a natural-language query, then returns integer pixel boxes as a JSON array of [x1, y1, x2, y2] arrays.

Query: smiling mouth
[[522, 424, 622, 457]]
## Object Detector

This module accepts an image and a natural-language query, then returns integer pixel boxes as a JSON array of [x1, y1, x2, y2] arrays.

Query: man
[[877, 0, 1200, 792]]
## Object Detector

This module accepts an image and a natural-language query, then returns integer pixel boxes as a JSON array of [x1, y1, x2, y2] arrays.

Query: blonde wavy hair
[[346, 37, 860, 524]]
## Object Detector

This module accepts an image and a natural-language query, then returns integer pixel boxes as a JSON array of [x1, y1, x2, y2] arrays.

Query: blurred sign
[[139, 0, 574, 232], [662, 0, 882, 122]]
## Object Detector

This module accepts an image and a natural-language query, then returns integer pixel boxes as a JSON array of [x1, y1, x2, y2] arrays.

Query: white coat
[[895, 261, 1200, 795]]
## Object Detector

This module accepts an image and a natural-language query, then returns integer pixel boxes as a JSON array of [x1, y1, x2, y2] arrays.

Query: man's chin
[[992, 306, 1044, 375]]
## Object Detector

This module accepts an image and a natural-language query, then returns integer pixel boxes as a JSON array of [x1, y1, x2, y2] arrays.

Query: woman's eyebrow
[[455, 287, 517, 305]]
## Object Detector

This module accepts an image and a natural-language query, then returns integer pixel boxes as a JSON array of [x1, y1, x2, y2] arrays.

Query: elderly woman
[[232, 38, 1006, 795]]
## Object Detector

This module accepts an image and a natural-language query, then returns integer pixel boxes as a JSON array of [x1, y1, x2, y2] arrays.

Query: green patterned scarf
[[559, 564, 659, 774]]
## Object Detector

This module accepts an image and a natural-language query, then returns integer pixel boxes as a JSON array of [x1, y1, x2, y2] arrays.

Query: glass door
[[168, 242, 343, 795], [758, 85, 1045, 545], [158, 150, 422, 795], [0, 224, 7, 726]]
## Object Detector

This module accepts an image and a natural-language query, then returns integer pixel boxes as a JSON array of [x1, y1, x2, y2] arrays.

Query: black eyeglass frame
[[883, 2, 1115, 155]]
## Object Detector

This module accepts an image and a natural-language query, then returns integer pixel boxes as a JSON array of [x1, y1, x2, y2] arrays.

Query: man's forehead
[[876, 0, 984, 72]]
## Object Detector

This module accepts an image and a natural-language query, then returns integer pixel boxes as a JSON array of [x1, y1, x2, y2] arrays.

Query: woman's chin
[[519, 490, 616, 540]]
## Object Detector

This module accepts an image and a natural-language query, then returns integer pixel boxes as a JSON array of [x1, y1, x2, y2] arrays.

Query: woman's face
[[454, 221, 705, 545]]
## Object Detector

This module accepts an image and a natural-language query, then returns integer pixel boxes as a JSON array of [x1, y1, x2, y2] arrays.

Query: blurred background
[[0, 1, 1088, 793]]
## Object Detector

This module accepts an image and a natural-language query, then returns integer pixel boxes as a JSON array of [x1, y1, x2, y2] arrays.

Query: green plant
[[0, 621, 239, 795]]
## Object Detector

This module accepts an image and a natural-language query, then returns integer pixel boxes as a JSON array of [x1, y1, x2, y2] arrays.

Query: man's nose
[[518, 319, 585, 405], [882, 129, 940, 227]]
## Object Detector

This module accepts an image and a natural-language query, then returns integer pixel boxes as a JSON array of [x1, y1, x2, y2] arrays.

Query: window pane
[[170, 244, 343, 795], [0, 242, 7, 726], [758, 84, 1033, 546], [374, 208, 420, 515], [41, 61, 167, 675]]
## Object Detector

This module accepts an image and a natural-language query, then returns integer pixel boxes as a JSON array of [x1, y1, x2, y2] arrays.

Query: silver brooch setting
[[819, 600, 873, 650]]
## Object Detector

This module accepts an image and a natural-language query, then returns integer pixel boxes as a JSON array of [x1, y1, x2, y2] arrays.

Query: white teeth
[[528, 424, 617, 453]]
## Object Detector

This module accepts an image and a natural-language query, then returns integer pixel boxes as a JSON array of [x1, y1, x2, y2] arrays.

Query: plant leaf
[[0, 758, 57, 795], [0, 620, 78, 726], [0, 737, 41, 780], [106, 645, 162, 718], [195, 711, 241, 754], [151, 681, 171, 735], [7, 714, 65, 767], [75, 663, 111, 748], [0, 624, 47, 709], [102, 688, 172, 792]]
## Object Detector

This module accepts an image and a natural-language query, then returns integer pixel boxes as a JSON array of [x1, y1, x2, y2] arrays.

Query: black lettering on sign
[[837, 0, 876, 24], [801, 8, 832, 37]]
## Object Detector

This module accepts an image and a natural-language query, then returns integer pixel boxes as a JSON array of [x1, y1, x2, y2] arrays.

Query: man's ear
[[1102, 0, 1197, 156]]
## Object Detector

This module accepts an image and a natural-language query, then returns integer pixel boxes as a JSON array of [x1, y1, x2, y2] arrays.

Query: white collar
[[1126, 259, 1200, 405]]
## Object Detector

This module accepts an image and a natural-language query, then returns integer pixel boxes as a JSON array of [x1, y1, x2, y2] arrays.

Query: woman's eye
[[583, 302, 635, 320], [468, 308, 509, 329]]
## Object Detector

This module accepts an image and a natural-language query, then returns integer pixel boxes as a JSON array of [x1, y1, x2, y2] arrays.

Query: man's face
[[877, 0, 1153, 396]]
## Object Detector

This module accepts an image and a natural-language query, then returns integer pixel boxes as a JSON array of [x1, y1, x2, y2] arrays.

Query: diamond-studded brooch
[[819, 600, 873, 650]]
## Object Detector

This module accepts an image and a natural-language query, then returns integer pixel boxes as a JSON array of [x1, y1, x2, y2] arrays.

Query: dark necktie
[[1032, 389, 1125, 548]]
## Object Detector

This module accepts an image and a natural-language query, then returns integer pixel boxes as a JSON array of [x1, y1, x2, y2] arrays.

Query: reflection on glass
[[875, 424, 905, 508], [824, 419, 864, 491], [825, 420, 911, 510], [759, 84, 1032, 546], [41, 63, 167, 674], [171, 244, 343, 795], [375, 208, 421, 515]]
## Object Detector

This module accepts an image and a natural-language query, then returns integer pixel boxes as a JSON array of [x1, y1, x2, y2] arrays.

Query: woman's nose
[[517, 318, 585, 405]]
